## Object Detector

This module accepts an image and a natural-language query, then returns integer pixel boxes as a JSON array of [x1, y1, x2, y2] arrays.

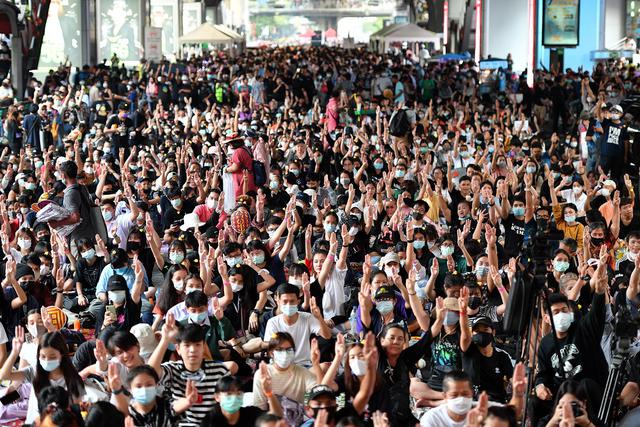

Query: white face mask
[[447, 396, 473, 415], [18, 238, 31, 250], [273, 350, 294, 369], [349, 358, 367, 376], [173, 280, 184, 292], [552, 312, 574, 332]]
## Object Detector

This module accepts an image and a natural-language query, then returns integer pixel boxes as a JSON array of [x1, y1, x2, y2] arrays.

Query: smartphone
[[570, 401, 584, 417], [106, 305, 116, 317], [0, 390, 20, 405]]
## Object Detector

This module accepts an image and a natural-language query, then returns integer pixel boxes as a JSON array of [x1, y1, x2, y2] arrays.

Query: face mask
[[18, 239, 31, 250], [395, 169, 405, 178], [591, 237, 604, 246], [412, 211, 423, 221], [526, 166, 536, 174], [552, 312, 574, 332], [475, 266, 489, 277], [220, 394, 244, 413], [269, 180, 279, 190], [80, 248, 96, 260], [443, 311, 460, 326], [231, 281, 244, 293], [189, 311, 208, 324], [108, 290, 126, 304], [281, 304, 298, 317], [572, 186, 582, 195], [103, 210, 113, 221], [349, 359, 368, 376], [472, 331, 493, 347], [324, 223, 336, 233], [132, 386, 157, 405], [226, 256, 242, 267], [413, 240, 425, 250], [185, 287, 199, 294], [468, 296, 482, 310], [600, 189, 611, 198], [564, 214, 576, 223], [171, 198, 182, 209], [447, 396, 473, 415], [27, 324, 46, 338], [206, 198, 216, 209], [512, 207, 525, 217], [441, 246, 454, 257], [252, 253, 265, 264], [39, 358, 61, 372], [348, 227, 359, 237], [290, 169, 300, 177], [25, 183, 36, 191], [273, 349, 295, 369], [40, 265, 51, 276], [173, 280, 184, 291], [170, 252, 185, 264], [340, 178, 350, 187], [374, 162, 384, 170], [370, 255, 381, 265], [35, 161, 43, 169], [460, 151, 470, 158], [376, 300, 394, 315]]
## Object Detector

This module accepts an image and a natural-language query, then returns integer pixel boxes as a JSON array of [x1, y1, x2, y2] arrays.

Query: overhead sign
[[145, 27, 163, 61], [542, 0, 580, 47]]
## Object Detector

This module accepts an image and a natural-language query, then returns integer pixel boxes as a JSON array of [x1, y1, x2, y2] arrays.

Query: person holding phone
[[95, 258, 144, 334]]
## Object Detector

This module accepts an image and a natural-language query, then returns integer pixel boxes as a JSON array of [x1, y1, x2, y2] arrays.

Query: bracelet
[[408, 292, 417, 296], [56, 289, 63, 294], [265, 390, 274, 398], [112, 387, 126, 395], [407, 239, 414, 243], [497, 287, 506, 292], [342, 244, 350, 248], [259, 269, 270, 275]]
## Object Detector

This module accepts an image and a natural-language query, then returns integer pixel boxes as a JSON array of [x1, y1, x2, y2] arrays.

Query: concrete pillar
[[10, 33, 22, 99]]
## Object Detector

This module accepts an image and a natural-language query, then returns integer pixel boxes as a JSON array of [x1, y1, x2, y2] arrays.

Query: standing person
[[5, 108, 22, 154], [596, 104, 628, 181], [22, 104, 42, 154], [325, 90, 340, 132], [48, 160, 94, 247], [223, 134, 255, 198]]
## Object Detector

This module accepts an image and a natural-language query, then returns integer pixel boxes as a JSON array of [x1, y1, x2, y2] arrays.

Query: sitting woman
[[37, 385, 85, 427], [0, 329, 85, 425], [540, 380, 599, 427]]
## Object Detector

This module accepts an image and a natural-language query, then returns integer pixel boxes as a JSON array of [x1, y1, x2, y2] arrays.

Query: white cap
[[181, 212, 205, 231], [130, 323, 159, 357]]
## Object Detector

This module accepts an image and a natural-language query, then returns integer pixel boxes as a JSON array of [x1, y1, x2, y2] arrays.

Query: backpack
[[389, 108, 410, 137], [241, 146, 267, 186]]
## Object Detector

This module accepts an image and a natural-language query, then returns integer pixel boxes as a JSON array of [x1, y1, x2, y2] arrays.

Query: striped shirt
[[160, 360, 229, 427]]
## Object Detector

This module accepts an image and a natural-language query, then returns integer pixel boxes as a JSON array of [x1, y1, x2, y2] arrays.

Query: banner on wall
[[40, 0, 82, 69], [145, 27, 163, 60], [98, 0, 143, 62], [150, 0, 179, 57], [542, 0, 580, 47], [183, 2, 202, 36]]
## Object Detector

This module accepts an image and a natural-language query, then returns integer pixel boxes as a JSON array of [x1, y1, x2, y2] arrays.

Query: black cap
[[308, 385, 336, 401], [296, 192, 310, 204], [374, 285, 395, 300], [15, 263, 34, 280], [107, 274, 128, 291], [471, 316, 494, 330]]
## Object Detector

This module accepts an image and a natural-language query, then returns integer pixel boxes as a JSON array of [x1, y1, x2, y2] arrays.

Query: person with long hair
[[0, 329, 85, 424], [37, 385, 85, 427], [152, 264, 188, 330]]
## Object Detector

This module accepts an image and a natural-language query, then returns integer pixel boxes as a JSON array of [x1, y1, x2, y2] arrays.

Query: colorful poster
[[150, 0, 179, 57], [40, 0, 82, 68], [543, 0, 580, 46], [145, 27, 163, 60], [98, 0, 143, 63]]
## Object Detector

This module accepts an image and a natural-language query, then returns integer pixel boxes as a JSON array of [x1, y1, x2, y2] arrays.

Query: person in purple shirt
[[356, 285, 409, 337]]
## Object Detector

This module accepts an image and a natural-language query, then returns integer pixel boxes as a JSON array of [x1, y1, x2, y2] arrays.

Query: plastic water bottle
[[349, 308, 358, 334]]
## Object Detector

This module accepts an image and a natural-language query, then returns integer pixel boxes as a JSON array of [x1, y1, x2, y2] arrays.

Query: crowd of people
[[0, 44, 636, 427]]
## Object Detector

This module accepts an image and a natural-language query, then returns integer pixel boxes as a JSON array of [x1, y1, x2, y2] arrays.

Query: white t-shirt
[[420, 404, 465, 427], [252, 363, 317, 410], [322, 266, 347, 320], [263, 312, 321, 366], [559, 189, 588, 216]]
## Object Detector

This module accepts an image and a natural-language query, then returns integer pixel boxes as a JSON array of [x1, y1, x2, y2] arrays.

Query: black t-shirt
[[105, 115, 134, 148], [462, 343, 514, 403], [199, 405, 264, 427], [74, 256, 108, 296], [162, 198, 197, 229], [427, 329, 462, 391], [503, 215, 535, 258], [619, 213, 640, 239], [93, 101, 112, 124], [600, 119, 627, 157]]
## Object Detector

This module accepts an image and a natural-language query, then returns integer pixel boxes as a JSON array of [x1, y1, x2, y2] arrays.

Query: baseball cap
[[308, 384, 336, 401], [374, 285, 395, 300], [107, 274, 128, 291], [471, 316, 494, 330]]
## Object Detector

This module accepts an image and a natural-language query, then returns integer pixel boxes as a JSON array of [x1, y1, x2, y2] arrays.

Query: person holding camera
[[541, 380, 599, 427]]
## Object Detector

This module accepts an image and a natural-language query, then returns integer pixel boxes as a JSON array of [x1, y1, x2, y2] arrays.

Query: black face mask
[[468, 296, 482, 310], [591, 237, 604, 246], [127, 241, 141, 252], [412, 211, 423, 220], [20, 280, 36, 292], [311, 406, 337, 423], [472, 331, 493, 347]]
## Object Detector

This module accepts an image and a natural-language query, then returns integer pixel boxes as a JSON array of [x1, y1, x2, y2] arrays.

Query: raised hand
[[12, 325, 24, 354], [358, 282, 372, 312], [161, 313, 179, 344], [259, 361, 273, 395], [107, 361, 122, 392], [334, 333, 346, 361], [466, 391, 489, 427], [211, 297, 223, 320], [458, 286, 469, 314], [362, 332, 379, 370], [185, 380, 199, 405], [133, 255, 144, 282], [512, 362, 527, 397], [310, 337, 321, 366], [309, 296, 322, 320], [434, 297, 445, 321], [94, 339, 108, 368], [371, 411, 390, 427]]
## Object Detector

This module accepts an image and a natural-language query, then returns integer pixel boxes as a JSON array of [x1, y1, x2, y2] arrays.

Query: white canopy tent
[[179, 23, 244, 57], [369, 23, 442, 54]]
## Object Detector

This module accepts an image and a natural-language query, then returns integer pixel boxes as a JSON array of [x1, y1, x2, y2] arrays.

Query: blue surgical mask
[[102, 210, 113, 221], [512, 207, 525, 217], [441, 246, 454, 256], [220, 394, 244, 413], [324, 223, 336, 233], [395, 169, 405, 178], [226, 256, 243, 267], [525, 166, 536, 174], [412, 240, 425, 250], [189, 311, 208, 324], [553, 260, 570, 273], [374, 162, 384, 170], [269, 180, 279, 190], [475, 266, 489, 277], [169, 252, 185, 264], [370, 255, 381, 265], [281, 304, 298, 317], [171, 198, 182, 209], [132, 386, 157, 405], [39, 358, 60, 372], [376, 300, 394, 315], [443, 311, 460, 326], [252, 253, 265, 264], [114, 267, 127, 275], [81, 249, 96, 260]]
